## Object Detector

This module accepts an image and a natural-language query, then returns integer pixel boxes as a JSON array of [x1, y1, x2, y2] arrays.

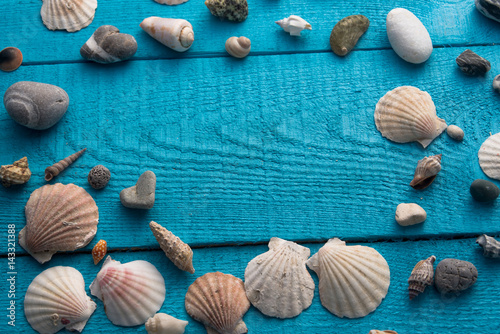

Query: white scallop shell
[[154, 0, 188, 5], [478, 132, 500, 180], [90, 256, 166, 327], [306, 238, 390, 318], [374, 86, 447, 148], [24, 266, 96, 334], [41, 0, 98, 32], [145, 313, 188, 334], [244, 237, 315, 318]]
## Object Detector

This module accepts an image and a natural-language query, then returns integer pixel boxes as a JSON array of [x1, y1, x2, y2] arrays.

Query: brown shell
[[1, 157, 31, 187], [410, 154, 442, 190], [0, 47, 23, 72], [408, 255, 436, 300], [330, 15, 369, 56], [45, 148, 86, 181]]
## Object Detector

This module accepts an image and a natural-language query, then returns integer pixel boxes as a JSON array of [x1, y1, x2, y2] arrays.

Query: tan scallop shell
[[478, 132, 500, 180], [41, 0, 98, 32], [374, 86, 447, 148], [19, 183, 99, 264], [185, 272, 250, 334], [244, 237, 315, 318], [306, 238, 390, 318], [0, 156, 31, 187], [408, 255, 436, 300], [410, 154, 442, 190]]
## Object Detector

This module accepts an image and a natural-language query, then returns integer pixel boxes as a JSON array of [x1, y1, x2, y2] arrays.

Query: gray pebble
[[493, 74, 500, 93], [446, 125, 464, 141], [120, 171, 156, 209], [456, 49, 491, 76], [475, 0, 500, 23], [4, 81, 69, 130], [470, 179, 499, 202], [88, 165, 111, 189], [435, 258, 477, 294], [80, 25, 137, 64]]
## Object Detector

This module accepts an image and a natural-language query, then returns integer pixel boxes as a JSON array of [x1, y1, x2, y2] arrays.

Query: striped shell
[[330, 15, 370, 56], [41, 0, 98, 32], [0, 156, 31, 187], [408, 255, 436, 299], [19, 183, 99, 264], [410, 154, 442, 190], [478, 132, 500, 180], [306, 238, 390, 318], [476, 234, 500, 258], [225, 36, 251, 58]]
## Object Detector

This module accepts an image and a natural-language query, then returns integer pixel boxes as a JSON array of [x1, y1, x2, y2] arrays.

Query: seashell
[[478, 132, 500, 180], [470, 179, 499, 202], [80, 25, 137, 64], [395, 203, 426, 226], [368, 331, 398, 334], [476, 234, 500, 258], [225, 36, 251, 58], [41, 0, 98, 32], [185, 272, 250, 334], [90, 256, 166, 326], [456, 49, 490, 76], [409, 154, 442, 190], [475, 0, 500, 23], [244, 237, 314, 319], [45, 148, 86, 182], [154, 0, 189, 5], [145, 313, 188, 334], [447, 125, 464, 141], [275, 15, 312, 36], [149, 221, 195, 273], [19, 183, 99, 264], [0, 156, 31, 187], [92, 239, 107, 265], [24, 266, 96, 334], [329, 15, 369, 56], [0, 47, 23, 72], [140, 17, 194, 52], [205, 0, 248, 22], [408, 255, 436, 300], [374, 86, 447, 148], [306, 238, 390, 318]]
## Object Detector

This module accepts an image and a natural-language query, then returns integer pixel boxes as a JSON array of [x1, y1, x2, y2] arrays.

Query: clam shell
[[24, 266, 96, 334], [409, 154, 442, 190], [145, 313, 188, 334], [476, 234, 500, 258], [374, 86, 447, 148], [225, 36, 251, 58], [0, 156, 31, 187], [408, 255, 436, 300], [329, 15, 369, 56], [244, 237, 314, 319], [306, 238, 390, 318], [90, 256, 166, 326], [185, 272, 250, 334], [478, 132, 500, 180], [41, 0, 98, 32], [19, 183, 99, 264]]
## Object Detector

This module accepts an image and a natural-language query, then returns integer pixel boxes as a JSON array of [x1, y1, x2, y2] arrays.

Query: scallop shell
[[330, 15, 370, 56], [476, 234, 500, 258], [90, 256, 166, 327], [408, 255, 436, 300], [478, 132, 500, 180], [374, 86, 447, 148], [45, 148, 87, 182], [244, 237, 314, 319], [146, 313, 188, 334], [19, 183, 99, 264], [225, 36, 251, 58], [41, 0, 98, 32], [409, 154, 442, 190], [185, 272, 250, 334], [275, 15, 312, 36], [155, 0, 189, 5], [24, 266, 96, 334], [306, 238, 390, 318], [0, 156, 31, 187]]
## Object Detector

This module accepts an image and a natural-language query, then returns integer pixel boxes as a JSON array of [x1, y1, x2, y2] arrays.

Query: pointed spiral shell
[[45, 148, 86, 181], [410, 154, 442, 190], [225, 36, 251, 58], [408, 255, 436, 299]]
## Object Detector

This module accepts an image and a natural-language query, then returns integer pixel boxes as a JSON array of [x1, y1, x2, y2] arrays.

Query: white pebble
[[446, 125, 464, 141], [395, 203, 427, 226]]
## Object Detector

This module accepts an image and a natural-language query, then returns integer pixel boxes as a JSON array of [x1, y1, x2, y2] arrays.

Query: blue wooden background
[[1, 0, 499, 333]]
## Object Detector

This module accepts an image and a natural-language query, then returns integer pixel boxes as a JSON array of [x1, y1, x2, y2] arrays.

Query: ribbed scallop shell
[[90, 256, 166, 327], [374, 86, 447, 148], [41, 0, 98, 32], [145, 313, 188, 334], [478, 132, 500, 180], [24, 266, 96, 334], [19, 183, 99, 264], [185, 272, 250, 334], [408, 255, 436, 300], [306, 238, 390, 318], [410, 154, 442, 190], [244, 237, 314, 318]]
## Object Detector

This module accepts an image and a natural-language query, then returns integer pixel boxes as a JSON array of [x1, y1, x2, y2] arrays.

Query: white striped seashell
[[244, 237, 314, 318], [90, 256, 166, 327], [154, 0, 189, 5], [19, 183, 99, 264], [146, 313, 188, 334], [374, 86, 447, 148], [306, 238, 390, 318], [24, 266, 96, 334], [140, 17, 194, 52], [225, 36, 251, 58], [478, 132, 500, 180], [41, 0, 98, 32]]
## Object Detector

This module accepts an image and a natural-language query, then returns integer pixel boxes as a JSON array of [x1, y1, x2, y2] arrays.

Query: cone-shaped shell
[[185, 272, 250, 334], [225, 36, 251, 58], [145, 313, 188, 334], [1, 156, 31, 187], [330, 15, 369, 56], [410, 154, 442, 190], [244, 237, 314, 319], [45, 148, 86, 181], [275, 15, 312, 36], [408, 255, 435, 300], [476, 234, 500, 258], [374, 86, 447, 148], [306, 238, 390, 318], [478, 132, 500, 180], [19, 183, 99, 264], [140, 17, 194, 52], [41, 0, 98, 32], [90, 256, 166, 327], [24, 266, 96, 334]]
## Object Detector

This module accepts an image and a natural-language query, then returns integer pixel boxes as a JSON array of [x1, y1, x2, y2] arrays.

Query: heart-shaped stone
[[80, 25, 137, 64], [120, 171, 156, 209]]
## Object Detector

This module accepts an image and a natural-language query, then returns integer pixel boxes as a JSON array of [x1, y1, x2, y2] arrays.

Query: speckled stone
[[80, 25, 137, 64], [446, 125, 464, 141], [493, 74, 500, 93], [435, 258, 477, 294], [456, 49, 491, 76], [470, 179, 500, 202], [88, 165, 111, 189], [120, 171, 156, 209], [205, 0, 248, 22], [395, 203, 427, 226]]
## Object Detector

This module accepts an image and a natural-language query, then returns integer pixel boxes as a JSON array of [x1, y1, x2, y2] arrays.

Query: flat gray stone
[[435, 258, 477, 294], [120, 171, 156, 209]]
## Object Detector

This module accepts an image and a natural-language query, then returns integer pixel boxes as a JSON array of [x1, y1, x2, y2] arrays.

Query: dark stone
[[435, 258, 477, 294], [80, 25, 137, 64], [88, 165, 111, 189], [456, 49, 491, 76], [470, 179, 499, 202], [475, 0, 500, 23]]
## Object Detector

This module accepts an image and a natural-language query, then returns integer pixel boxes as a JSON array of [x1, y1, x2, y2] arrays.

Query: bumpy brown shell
[[0, 157, 31, 187], [408, 255, 436, 300], [330, 15, 370, 56], [410, 154, 442, 190]]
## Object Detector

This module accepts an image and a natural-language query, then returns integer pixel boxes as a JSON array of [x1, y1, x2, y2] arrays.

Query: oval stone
[[395, 203, 427, 226], [435, 259, 477, 294], [470, 179, 500, 202]]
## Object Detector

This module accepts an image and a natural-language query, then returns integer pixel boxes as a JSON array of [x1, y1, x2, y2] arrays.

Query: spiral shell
[[41, 0, 98, 32], [478, 132, 500, 180], [275, 15, 312, 36], [0, 47, 23, 72], [0, 156, 31, 187], [476, 234, 500, 258], [145, 313, 188, 334], [45, 148, 86, 181], [225, 36, 251, 58], [330, 15, 369, 56], [408, 255, 436, 300], [410, 154, 442, 190], [140, 17, 194, 52]]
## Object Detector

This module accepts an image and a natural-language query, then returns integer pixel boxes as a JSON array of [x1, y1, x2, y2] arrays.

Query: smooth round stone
[[395, 203, 427, 226], [435, 258, 477, 294], [120, 171, 156, 209], [470, 179, 500, 202], [493, 74, 500, 93], [446, 125, 464, 141], [80, 25, 137, 64], [88, 165, 111, 189]]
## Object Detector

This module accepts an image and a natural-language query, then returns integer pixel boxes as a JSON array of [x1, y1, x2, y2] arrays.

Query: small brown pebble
[[88, 165, 111, 189]]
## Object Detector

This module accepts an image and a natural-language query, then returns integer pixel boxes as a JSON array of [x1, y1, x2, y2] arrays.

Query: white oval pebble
[[395, 203, 426, 226], [386, 8, 433, 64], [446, 125, 464, 141]]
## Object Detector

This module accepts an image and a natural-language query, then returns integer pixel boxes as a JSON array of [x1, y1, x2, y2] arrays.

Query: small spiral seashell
[[92, 239, 107, 265], [150, 221, 194, 273], [225, 36, 251, 58], [145, 313, 188, 334], [0, 47, 23, 72], [476, 234, 500, 258], [45, 148, 87, 181], [408, 255, 436, 300], [330, 15, 369, 56], [275, 15, 312, 36], [409, 154, 442, 190], [0, 156, 31, 187]]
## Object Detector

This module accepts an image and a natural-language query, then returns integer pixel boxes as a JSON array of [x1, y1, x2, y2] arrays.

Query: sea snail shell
[[140, 17, 194, 52], [225, 36, 251, 58]]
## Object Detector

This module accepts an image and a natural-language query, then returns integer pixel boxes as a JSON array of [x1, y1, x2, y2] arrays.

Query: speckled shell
[[478, 132, 500, 180], [140, 17, 194, 52], [374, 86, 447, 148], [185, 272, 250, 334], [45, 148, 87, 181], [275, 15, 312, 36], [41, 0, 98, 32], [410, 154, 442, 190], [408, 255, 436, 300], [19, 183, 99, 264], [205, 0, 248, 22], [306, 238, 390, 318], [244, 237, 315, 319], [0, 156, 31, 187], [330, 15, 369, 56], [24, 266, 96, 334], [145, 313, 188, 334], [476, 234, 500, 258], [155, 0, 189, 5], [225, 36, 251, 58]]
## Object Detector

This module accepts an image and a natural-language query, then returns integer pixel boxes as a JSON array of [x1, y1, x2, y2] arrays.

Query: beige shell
[[1, 156, 31, 187], [149, 221, 194, 273], [244, 237, 314, 318], [19, 183, 99, 264], [374, 86, 447, 148], [185, 272, 250, 334], [140, 17, 194, 52], [306, 238, 390, 318], [330, 15, 370, 56], [41, 0, 98, 32], [45, 148, 87, 181], [145, 313, 188, 334], [478, 132, 500, 180], [408, 255, 436, 300], [409, 154, 442, 190], [225, 36, 251, 58], [275, 15, 312, 36], [154, 0, 188, 5]]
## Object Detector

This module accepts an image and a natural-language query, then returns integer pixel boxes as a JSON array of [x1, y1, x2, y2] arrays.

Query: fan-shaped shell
[[41, 0, 98, 32], [244, 237, 314, 318], [478, 132, 500, 180], [185, 272, 250, 334], [0, 156, 31, 187], [330, 15, 370, 56], [374, 86, 447, 148], [410, 154, 442, 190], [145, 313, 188, 334], [19, 183, 99, 264], [90, 256, 166, 327], [408, 255, 436, 299], [24, 266, 96, 334], [306, 238, 390, 318]]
